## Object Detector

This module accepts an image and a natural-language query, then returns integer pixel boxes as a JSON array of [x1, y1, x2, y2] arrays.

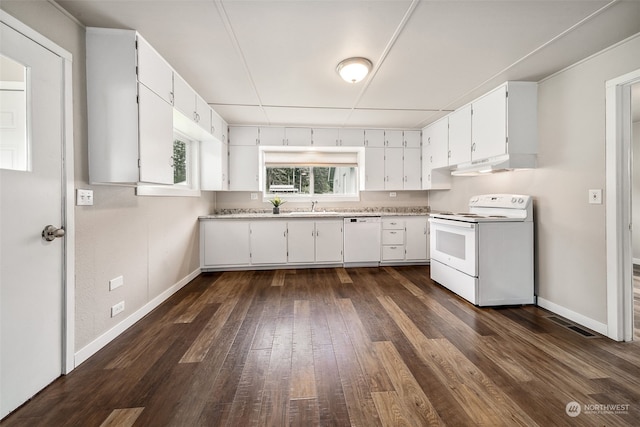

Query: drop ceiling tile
[[345, 109, 441, 129], [261, 106, 352, 127], [213, 105, 267, 125]]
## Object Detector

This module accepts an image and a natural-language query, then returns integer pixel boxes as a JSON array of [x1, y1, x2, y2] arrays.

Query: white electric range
[[428, 194, 535, 306]]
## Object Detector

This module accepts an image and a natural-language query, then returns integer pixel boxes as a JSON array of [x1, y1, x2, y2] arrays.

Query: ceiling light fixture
[[336, 57, 372, 83]]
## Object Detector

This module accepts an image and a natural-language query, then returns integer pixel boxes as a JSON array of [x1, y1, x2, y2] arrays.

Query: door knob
[[42, 225, 65, 242]]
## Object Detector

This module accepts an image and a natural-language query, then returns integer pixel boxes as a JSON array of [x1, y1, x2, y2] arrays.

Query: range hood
[[450, 154, 536, 176]]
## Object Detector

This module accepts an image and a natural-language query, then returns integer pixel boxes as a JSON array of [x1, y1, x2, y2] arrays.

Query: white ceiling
[[55, 0, 640, 129]]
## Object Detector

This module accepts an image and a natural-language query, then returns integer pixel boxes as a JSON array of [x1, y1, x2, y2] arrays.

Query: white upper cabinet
[[285, 127, 312, 146], [195, 94, 212, 133], [312, 128, 340, 146], [448, 104, 472, 165], [364, 147, 385, 190], [471, 82, 537, 163], [385, 130, 404, 148], [403, 147, 421, 190], [86, 28, 174, 184], [403, 130, 421, 148], [136, 36, 173, 105], [365, 129, 385, 147], [423, 117, 449, 169], [229, 126, 259, 145], [339, 129, 364, 146], [384, 147, 404, 189], [211, 110, 224, 141], [173, 72, 212, 133], [228, 145, 259, 191], [259, 126, 286, 146]]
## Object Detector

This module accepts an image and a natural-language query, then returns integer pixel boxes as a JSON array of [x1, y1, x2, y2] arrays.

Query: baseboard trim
[[537, 297, 608, 336], [74, 268, 201, 367]]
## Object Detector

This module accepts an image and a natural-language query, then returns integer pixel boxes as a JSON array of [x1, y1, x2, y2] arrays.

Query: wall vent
[[547, 315, 598, 338]]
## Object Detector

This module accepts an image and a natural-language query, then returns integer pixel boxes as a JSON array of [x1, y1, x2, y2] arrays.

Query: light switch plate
[[76, 189, 94, 206], [589, 189, 602, 204], [109, 276, 123, 291], [389, 192, 397, 198], [251, 193, 258, 200]]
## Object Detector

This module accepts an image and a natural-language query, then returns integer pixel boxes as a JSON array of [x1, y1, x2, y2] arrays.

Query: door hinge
[[135, 65, 138, 77]]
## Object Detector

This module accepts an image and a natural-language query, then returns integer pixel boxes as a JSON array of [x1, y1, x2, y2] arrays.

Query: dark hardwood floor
[[3, 266, 640, 426]]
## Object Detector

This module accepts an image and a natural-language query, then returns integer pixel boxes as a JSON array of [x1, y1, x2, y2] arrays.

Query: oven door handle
[[428, 218, 476, 229]]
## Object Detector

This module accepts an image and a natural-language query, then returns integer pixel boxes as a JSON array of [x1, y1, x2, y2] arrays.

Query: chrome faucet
[[311, 200, 318, 212]]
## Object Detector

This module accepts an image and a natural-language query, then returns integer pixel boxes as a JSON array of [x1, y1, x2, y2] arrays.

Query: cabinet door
[[229, 126, 259, 146], [287, 221, 315, 263], [364, 147, 385, 190], [428, 117, 449, 169], [172, 73, 195, 119], [195, 94, 212, 133], [405, 217, 428, 261], [138, 84, 174, 184], [385, 130, 403, 148], [284, 127, 311, 146], [364, 129, 385, 147], [339, 128, 364, 146], [448, 104, 472, 165], [403, 147, 421, 190], [384, 148, 404, 190], [251, 221, 288, 264], [260, 127, 285, 146], [221, 142, 229, 191], [472, 84, 507, 161], [316, 221, 343, 263], [211, 110, 223, 141], [229, 145, 259, 191], [312, 128, 339, 146], [202, 221, 250, 266], [136, 35, 173, 104], [403, 130, 421, 148]]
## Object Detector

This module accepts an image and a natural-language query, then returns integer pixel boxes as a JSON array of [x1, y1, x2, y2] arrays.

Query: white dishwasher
[[343, 217, 381, 266]]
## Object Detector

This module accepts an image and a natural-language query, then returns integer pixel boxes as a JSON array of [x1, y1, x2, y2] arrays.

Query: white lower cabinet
[[287, 220, 343, 264], [381, 216, 429, 263], [250, 221, 288, 265], [201, 220, 250, 267], [315, 221, 343, 263]]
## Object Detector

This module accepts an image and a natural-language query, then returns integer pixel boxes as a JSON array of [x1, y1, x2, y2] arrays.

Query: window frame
[[260, 146, 364, 203]]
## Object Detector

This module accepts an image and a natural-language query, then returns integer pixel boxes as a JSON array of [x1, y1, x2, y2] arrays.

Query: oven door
[[429, 218, 478, 276]]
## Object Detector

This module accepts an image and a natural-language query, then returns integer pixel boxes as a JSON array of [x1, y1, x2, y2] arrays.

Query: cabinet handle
[[390, 246, 397, 249], [169, 92, 174, 104], [390, 231, 397, 234], [448, 150, 451, 158], [472, 143, 476, 152], [169, 155, 175, 167]]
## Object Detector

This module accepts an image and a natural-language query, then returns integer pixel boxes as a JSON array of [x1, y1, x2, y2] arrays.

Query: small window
[[262, 147, 361, 201], [173, 138, 189, 185]]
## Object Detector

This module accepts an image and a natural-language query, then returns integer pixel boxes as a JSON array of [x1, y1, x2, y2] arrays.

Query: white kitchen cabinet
[[285, 128, 312, 146], [229, 126, 259, 145], [87, 28, 175, 184], [384, 148, 404, 190], [173, 73, 212, 133], [365, 148, 385, 190], [339, 129, 364, 146], [251, 221, 288, 265], [229, 145, 259, 191], [259, 127, 285, 146], [385, 130, 404, 148], [423, 117, 449, 169], [403, 147, 422, 190], [405, 217, 428, 261], [220, 124, 229, 191], [422, 140, 451, 190], [287, 221, 316, 263], [403, 130, 421, 148], [471, 82, 537, 163], [448, 104, 472, 165], [365, 129, 385, 147], [136, 36, 173, 105], [201, 220, 251, 266], [211, 110, 223, 141], [312, 128, 340, 146], [380, 216, 428, 263], [287, 220, 343, 263], [315, 221, 343, 263]]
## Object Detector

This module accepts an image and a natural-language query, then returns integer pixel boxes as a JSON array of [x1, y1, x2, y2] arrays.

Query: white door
[[403, 147, 422, 190], [472, 85, 507, 161], [250, 221, 288, 265], [1, 21, 65, 419], [364, 147, 385, 190], [405, 217, 428, 261], [287, 221, 315, 263], [228, 145, 259, 191], [315, 221, 343, 263], [448, 104, 472, 165], [384, 148, 404, 190]]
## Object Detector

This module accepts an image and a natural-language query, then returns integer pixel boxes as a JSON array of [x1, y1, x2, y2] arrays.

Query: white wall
[[633, 119, 640, 262], [0, 2, 215, 354], [430, 34, 640, 328]]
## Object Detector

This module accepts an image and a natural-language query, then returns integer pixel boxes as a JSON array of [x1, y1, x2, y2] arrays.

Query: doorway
[[0, 11, 75, 419], [631, 83, 640, 340], [606, 68, 640, 342]]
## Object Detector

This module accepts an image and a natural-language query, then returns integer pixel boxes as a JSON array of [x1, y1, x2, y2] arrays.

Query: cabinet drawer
[[382, 230, 404, 245], [382, 245, 404, 261], [382, 218, 404, 230]]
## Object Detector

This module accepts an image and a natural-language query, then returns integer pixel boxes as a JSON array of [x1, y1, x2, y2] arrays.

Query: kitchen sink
[[286, 211, 339, 215]]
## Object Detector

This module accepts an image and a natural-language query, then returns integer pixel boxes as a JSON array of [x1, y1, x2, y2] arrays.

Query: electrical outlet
[[76, 189, 94, 206], [389, 192, 397, 198], [111, 301, 125, 317], [109, 276, 123, 291], [251, 193, 258, 200], [589, 189, 602, 204]]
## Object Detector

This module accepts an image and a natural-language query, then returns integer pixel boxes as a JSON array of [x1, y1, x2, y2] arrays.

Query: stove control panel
[[469, 194, 531, 209]]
